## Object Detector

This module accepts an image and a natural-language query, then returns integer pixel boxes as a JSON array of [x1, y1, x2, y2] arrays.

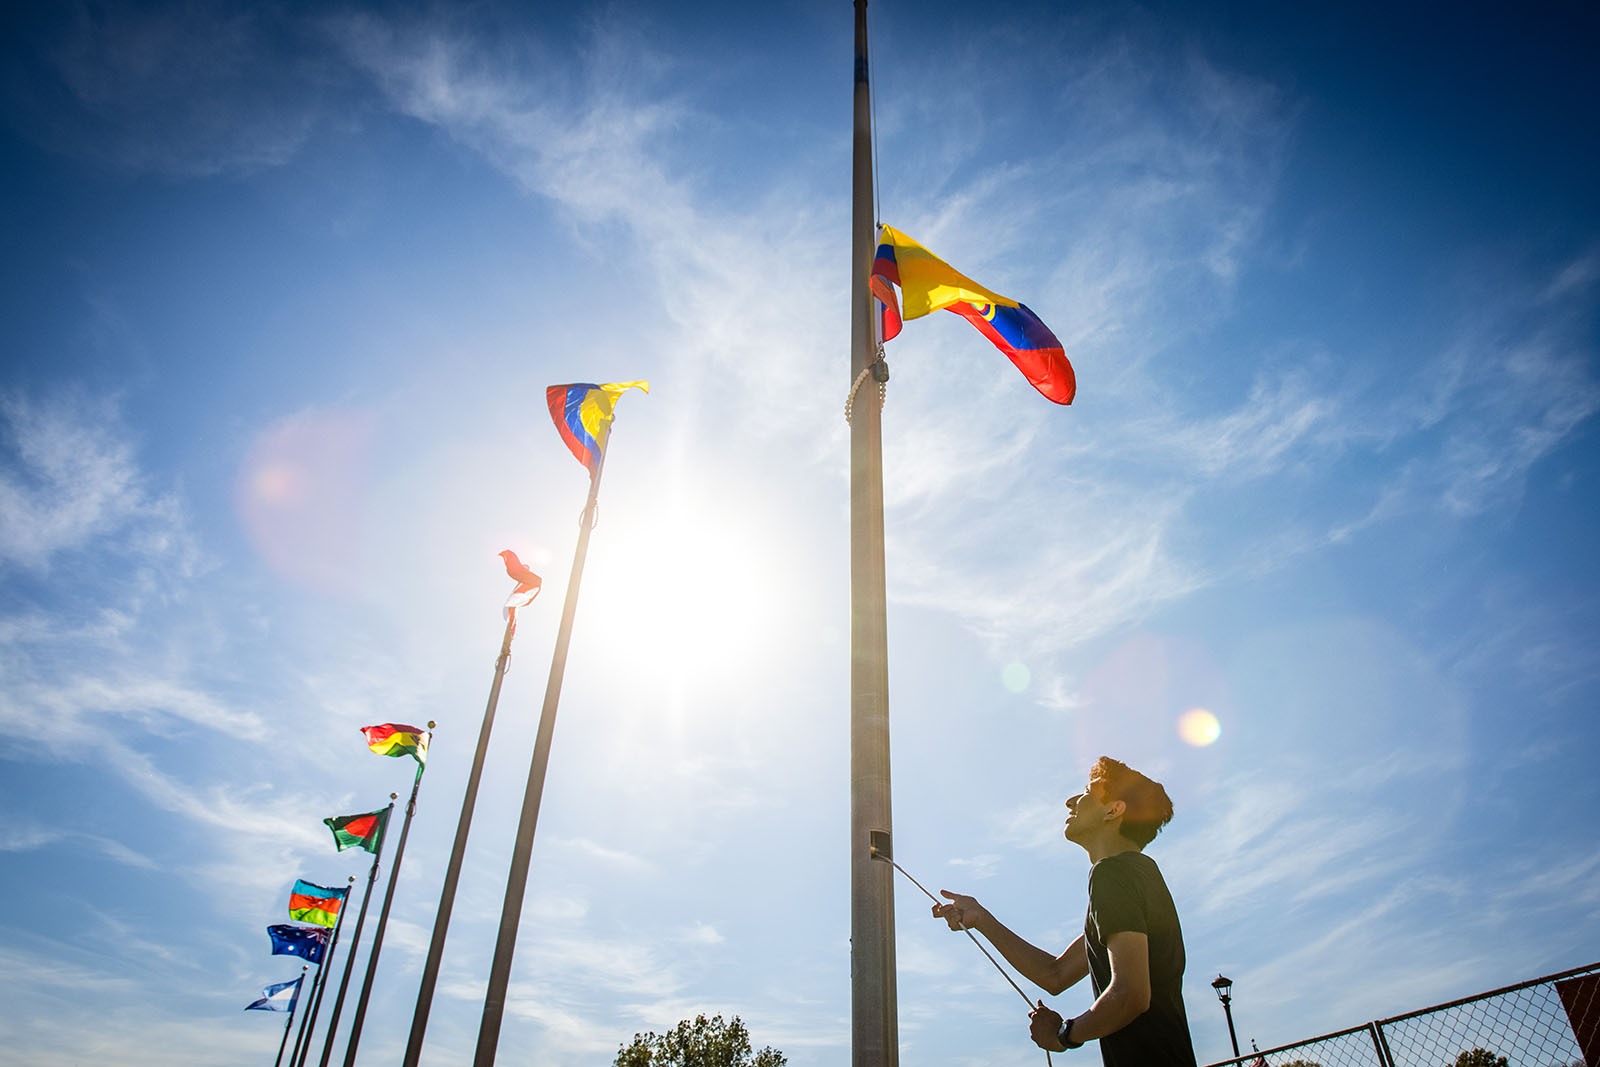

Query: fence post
[[1369, 1020, 1397, 1067]]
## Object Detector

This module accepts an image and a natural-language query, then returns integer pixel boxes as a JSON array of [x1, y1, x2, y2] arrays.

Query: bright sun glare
[[581, 489, 789, 714]]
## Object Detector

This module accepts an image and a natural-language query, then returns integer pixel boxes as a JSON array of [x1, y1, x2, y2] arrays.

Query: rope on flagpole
[[845, 344, 889, 425], [874, 850, 1054, 1065]]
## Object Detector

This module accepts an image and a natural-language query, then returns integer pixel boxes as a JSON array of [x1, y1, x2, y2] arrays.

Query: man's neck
[[1082, 834, 1141, 865]]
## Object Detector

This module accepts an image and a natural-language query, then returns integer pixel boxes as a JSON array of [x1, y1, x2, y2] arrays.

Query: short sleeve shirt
[[1084, 851, 1196, 1067]]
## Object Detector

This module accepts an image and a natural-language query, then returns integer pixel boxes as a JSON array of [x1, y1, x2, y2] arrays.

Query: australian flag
[[268, 924, 329, 965]]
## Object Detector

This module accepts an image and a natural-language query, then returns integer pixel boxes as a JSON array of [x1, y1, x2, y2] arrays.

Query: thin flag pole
[[291, 876, 355, 1067], [475, 448, 610, 1065], [849, 1, 898, 1065], [275, 967, 309, 1067], [404, 616, 517, 1067], [315, 798, 397, 1067], [341, 732, 432, 1067], [288, 963, 316, 1067]]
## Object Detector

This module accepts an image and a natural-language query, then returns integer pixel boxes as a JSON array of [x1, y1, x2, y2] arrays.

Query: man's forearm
[[1068, 979, 1148, 1042], [971, 916, 1078, 995]]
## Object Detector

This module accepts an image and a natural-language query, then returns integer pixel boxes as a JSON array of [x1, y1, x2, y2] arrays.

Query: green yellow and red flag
[[323, 807, 389, 854], [360, 723, 428, 766], [288, 879, 348, 928]]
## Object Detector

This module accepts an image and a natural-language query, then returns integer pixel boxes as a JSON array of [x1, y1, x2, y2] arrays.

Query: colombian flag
[[360, 723, 428, 766], [546, 382, 649, 472], [288, 879, 348, 928], [869, 224, 1075, 405], [323, 807, 389, 854]]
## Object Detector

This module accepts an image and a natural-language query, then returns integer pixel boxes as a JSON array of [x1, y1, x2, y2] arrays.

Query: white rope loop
[[845, 345, 889, 425]]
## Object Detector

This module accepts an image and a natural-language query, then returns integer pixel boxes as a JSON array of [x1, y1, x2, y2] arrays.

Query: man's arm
[[932, 892, 1089, 996], [1028, 931, 1152, 1052]]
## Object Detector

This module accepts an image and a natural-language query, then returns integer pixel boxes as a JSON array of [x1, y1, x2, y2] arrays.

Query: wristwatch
[[1057, 1016, 1084, 1050]]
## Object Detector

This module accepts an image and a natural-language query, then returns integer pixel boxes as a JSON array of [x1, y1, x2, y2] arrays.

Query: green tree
[[1278, 1060, 1323, 1066], [613, 1014, 786, 1067], [1450, 1050, 1508, 1067]]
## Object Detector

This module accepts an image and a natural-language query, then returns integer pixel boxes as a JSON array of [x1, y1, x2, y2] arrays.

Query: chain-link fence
[[1204, 961, 1600, 1067]]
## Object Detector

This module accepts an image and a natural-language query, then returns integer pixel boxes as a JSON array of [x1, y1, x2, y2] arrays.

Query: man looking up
[[932, 757, 1196, 1065]]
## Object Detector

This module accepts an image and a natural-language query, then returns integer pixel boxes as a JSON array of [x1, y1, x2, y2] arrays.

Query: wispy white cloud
[[0, 821, 156, 870], [0, 391, 193, 573], [547, 835, 653, 873], [947, 853, 1001, 880]]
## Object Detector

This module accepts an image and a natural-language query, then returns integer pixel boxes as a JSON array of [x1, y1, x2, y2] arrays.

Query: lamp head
[[1212, 974, 1233, 1002]]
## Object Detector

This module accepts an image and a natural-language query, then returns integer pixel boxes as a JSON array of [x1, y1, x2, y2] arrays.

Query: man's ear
[[1104, 799, 1127, 823]]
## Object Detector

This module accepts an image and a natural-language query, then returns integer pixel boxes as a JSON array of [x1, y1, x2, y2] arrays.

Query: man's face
[[1063, 780, 1108, 842]]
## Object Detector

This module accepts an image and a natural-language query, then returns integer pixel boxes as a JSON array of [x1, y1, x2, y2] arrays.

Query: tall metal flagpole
[[315, 798, 397, 1067], [341, 732, 432, 1067], [475, 448, 610, 1065], [850, 1, 898, 1064], [292, 876, 356, 1067], [404, 614, 518, 1066], [275, 966, 308, 1067]]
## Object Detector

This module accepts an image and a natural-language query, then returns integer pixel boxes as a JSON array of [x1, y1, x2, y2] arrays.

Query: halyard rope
[[877, 852, 1054, 1065]]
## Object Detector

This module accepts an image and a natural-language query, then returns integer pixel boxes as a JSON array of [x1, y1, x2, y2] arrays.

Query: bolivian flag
[[323, 807, 389, 854], [360, 723, 428, 766], [288, 879, 348, 928]]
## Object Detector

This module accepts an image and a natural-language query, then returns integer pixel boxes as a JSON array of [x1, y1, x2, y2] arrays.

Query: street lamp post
[[1212, 974, 1241, 1059]]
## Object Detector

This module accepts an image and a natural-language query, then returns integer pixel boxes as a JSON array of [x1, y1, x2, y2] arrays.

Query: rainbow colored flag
[[546, 382, 649, 471], [360, 723, 428, 766], [288, 879, 347, 928], [869, 224, 1075, 405], [323, 807, 389, 854]]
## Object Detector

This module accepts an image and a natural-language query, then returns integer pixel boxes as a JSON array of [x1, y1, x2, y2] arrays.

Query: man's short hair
[[1088, 756, 1174, 847]]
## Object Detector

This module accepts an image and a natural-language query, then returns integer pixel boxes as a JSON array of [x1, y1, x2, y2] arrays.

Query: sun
[[578, 481, 792, 713]]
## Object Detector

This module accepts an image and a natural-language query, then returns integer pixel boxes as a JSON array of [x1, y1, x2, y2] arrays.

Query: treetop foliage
[[613, 1013, 786, 1067], [1451, 1050, 1509, 1067]]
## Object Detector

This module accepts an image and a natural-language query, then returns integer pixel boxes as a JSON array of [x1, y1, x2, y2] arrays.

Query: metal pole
[[1370, 1021, 1397, 1067], [849, 2, 897, 1064], [404, 618, 517, 1067], [342, 750, 430, 1067], [275, 967, 308, 1067], [474, 452, 609, 1064], [315, 799, 396, 1067], [1221, 997, 1239, 1059], [292, 877, 355, 1067], [287, 964, 316, 1067]]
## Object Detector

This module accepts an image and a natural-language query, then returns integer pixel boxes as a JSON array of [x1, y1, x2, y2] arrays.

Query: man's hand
[[1028, 1000, 1068, 1052], [932, 890, 991, 931]]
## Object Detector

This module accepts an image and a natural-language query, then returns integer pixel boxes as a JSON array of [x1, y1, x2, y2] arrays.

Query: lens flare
[[236, 410, 373, 593], [1001, 662, 1031, 693], [1177, 708, 1221, 746]]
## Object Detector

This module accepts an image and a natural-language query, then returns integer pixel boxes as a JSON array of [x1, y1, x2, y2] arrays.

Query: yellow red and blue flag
[[869, 225, 1075, 405], [545, 381, 649, 471]]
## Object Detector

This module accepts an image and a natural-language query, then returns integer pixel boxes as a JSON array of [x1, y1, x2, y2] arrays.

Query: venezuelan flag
[[288, 879, 347, 928], [869, 224, 1075, 405], [545, 381, 649, 471], [360, 723, 428, 765]]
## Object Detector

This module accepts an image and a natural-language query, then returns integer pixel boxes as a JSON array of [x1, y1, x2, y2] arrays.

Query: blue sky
[[2, 1, 1597, 1064]]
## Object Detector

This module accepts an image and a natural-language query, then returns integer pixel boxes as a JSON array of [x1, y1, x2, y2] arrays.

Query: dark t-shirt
[[1084, 851, 1197, 1067]]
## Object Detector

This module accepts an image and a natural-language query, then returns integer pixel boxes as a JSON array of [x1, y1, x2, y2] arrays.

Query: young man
[[932, 757, 1196, 1066]]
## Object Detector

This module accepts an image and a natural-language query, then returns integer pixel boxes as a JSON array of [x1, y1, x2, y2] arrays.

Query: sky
[[1, 1, 1597, 1065]]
